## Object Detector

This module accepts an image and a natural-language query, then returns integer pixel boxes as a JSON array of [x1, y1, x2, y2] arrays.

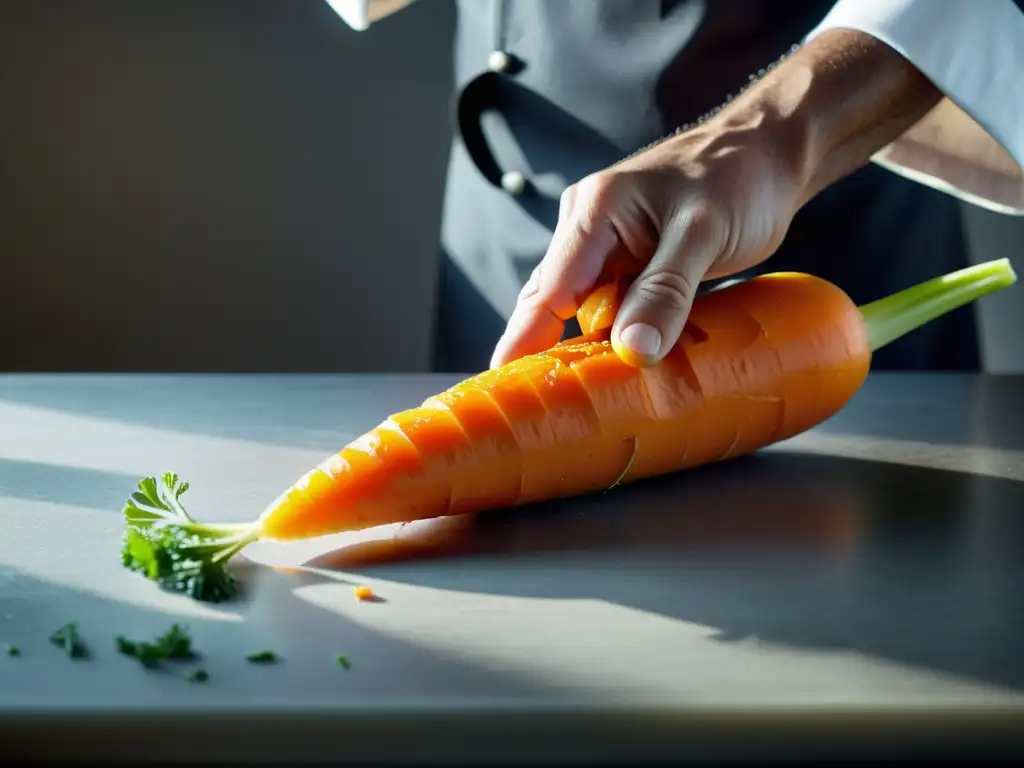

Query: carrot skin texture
[[256, 271, 870, 541]]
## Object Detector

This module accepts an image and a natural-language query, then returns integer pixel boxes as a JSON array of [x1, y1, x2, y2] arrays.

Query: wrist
[[711, 28, 943, 207]]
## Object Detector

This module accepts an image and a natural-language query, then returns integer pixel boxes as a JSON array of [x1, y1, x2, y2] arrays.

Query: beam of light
[[0, 400, 326, 476], [288, 580, 1024, 707], [0, 496, 242, 621], [0, 400, 329, 522]]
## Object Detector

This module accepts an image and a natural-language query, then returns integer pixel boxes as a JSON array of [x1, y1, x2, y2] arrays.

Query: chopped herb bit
[[335, 654, 351, 669], [151, 623, 195, 659], [134, 643, 165, 668], [50, 622, 88, 659], [246, 650, 280, 664], [4, 643, 19, 656], [120, 473, 259, 603], [188, 668, 209, 682], [117, 624, 196, 667]]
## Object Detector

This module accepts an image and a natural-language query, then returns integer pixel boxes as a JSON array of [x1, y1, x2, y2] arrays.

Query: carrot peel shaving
[[606, 436, 639, 492]]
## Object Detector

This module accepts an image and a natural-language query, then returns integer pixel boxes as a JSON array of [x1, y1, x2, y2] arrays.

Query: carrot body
[[258, 271, 870, 541]]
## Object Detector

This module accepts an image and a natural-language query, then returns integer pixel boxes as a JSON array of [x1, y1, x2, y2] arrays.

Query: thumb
[[610, 204, 725, 366], [490, 177, 625, 368]]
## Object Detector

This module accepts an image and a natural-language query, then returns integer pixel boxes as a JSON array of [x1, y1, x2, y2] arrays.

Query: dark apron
[[431, 0, 978, 374]]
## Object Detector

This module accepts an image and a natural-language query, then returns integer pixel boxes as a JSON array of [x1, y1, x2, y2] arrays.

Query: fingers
[[489, 173, 728, 370], [611, 203, 725, 366], [490, 178, 622, 368], [513, 183, 577, 306]]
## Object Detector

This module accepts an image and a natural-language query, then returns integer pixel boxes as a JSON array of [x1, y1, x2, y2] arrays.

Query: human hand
[[488, 29, 943, 370], [488, 114, 805, 369]]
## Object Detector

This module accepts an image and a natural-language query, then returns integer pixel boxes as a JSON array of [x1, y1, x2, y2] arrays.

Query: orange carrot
[[259, 269, 870, 540], [120, 259, 1016, 602], [352, 585, 374, 601]]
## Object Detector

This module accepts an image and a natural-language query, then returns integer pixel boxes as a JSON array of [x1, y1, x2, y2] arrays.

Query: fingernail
[[619, 323, 662, 358]]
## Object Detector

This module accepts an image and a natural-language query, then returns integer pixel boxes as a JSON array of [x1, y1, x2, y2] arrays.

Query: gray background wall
[[963, 205, 1024, 374], [0, 0, 456, 373], [2, 0, 1022, 373]]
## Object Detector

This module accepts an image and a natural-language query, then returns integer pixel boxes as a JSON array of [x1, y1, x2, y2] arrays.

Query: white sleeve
[[805, 0, 1024, 216], [323, 0, 417, 32]]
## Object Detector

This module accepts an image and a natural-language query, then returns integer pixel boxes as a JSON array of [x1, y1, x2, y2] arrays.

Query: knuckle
[[517, 266, 543, 302], [679, 197, 732, 248], [558, 186, 575, 209], [635, 269, 698, 313], [679, 197, 725, 234], [684, 198, 715, 228], [576, 171, 619, 211]]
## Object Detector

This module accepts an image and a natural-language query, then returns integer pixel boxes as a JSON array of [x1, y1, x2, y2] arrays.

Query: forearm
[[713, 28, 943, 208], [368, 0, 416, 23]]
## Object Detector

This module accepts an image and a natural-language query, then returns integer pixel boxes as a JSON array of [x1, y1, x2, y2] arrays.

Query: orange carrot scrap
[[353, 585, 374, 601]]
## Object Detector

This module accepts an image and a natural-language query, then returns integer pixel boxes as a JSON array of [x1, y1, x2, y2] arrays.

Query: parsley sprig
[[120, 473, 261, 603]]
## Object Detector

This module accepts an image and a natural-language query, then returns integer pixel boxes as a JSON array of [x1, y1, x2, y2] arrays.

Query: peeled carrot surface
[[257, 269, 880, 541]]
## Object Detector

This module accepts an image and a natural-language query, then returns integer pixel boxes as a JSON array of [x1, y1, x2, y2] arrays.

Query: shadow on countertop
[[3, 448, 1024, 762], [306, 450, 1024, 695], [0, 568, 577, 764], [0, 459, 143, 511]]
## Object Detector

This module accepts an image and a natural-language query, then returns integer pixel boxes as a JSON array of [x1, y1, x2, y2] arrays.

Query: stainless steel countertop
[[1, 373, 1023, 763]]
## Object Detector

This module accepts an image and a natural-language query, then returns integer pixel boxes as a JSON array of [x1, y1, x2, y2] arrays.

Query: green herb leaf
[[120, 474, 260, 603], [151, 623, 195, 659], [117, 624, 196, 667], [4, 643, 19, 657], [335, 654, 351, 669], [246, 650, 280, 664], [188, 668, 209, 682], [50, 622, 88, 659]]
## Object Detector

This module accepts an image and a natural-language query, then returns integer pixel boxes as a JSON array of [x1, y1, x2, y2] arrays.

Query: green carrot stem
[[210, 532, 261, 564], [176, 522, 258, 539], [859, 258, 1017, 352]]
